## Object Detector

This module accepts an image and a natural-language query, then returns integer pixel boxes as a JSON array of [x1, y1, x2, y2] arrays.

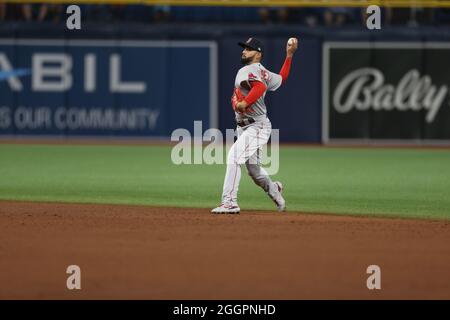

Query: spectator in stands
[[24, 4, 63, 23], [258, 7, 288, 24], [21, 4, 49, 22], [411, 7, 435, 26], [296, 7, 323, 26], [46, 4, 64, 23], [153, 5, 171, 23], [323, 7, 355, 26], [0, 3, 21, 21], [270, 7, 321, 26], [385, 7, 435, 26], [0, 3, 6, 21]]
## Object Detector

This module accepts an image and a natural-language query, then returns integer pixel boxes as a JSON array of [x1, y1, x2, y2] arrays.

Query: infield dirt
[[0, 201, 449, 299]]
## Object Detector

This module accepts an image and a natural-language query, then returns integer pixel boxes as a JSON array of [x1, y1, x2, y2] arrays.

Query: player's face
[[241, 47, 259, 65]]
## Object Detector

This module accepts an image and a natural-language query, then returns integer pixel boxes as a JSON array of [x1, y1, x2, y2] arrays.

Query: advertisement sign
[[0, 39, 217, 137], [323, 42, 450, 142]]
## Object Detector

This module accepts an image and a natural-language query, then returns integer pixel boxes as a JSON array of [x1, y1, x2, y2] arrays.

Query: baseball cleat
[[273, 181, 286, 212], [211, 204, 240, 214]]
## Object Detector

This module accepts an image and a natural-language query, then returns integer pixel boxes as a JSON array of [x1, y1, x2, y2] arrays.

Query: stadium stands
[[0, 3, 448, 26]]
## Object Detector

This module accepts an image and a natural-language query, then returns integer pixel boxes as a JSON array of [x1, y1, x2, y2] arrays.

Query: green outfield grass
[[1, 143, 450, 220]]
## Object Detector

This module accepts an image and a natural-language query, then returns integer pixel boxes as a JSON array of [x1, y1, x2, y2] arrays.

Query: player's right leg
[[211, 125, 262, 214], [246, 151, 286, 212], [211, 138, 243, 214]]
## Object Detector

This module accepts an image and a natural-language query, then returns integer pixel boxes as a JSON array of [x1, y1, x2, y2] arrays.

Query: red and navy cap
[[238, 37, 264, 53]]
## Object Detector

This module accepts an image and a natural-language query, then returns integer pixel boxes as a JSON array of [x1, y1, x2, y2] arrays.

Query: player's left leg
[[245, 123, 286, 212], [246, 153, 285, 212]]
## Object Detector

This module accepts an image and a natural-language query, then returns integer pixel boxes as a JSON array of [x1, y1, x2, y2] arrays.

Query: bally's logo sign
[[323, 42, 450, 141], [333, 68, 447, 124]]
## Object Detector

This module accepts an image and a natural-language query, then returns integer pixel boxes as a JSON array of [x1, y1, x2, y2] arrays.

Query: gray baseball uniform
[[219, 62, 283, 207], [234, 62, 282, 121]]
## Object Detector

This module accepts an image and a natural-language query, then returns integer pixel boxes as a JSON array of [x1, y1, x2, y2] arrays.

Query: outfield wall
[[1, 23, 450, 143], [0, 39, 217, 137]]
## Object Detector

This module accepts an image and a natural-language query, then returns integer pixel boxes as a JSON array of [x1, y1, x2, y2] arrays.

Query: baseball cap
[[238, 37, 264, 53]]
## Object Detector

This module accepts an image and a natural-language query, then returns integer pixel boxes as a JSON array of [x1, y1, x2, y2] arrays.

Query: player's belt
[[237, 118, 255, 127]]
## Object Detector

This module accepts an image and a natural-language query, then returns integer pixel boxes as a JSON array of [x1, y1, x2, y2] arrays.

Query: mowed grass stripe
[[1, 144, 449, 220]]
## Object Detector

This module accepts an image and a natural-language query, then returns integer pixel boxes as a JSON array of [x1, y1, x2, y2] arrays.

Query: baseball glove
[[231, 87, 246, 112]]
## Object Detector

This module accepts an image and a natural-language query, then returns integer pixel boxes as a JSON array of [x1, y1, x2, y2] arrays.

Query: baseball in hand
[[286, 37, 298, 56]]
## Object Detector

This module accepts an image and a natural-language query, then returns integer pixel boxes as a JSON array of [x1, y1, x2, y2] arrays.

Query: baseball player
[[212, 37, 298, 214]]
